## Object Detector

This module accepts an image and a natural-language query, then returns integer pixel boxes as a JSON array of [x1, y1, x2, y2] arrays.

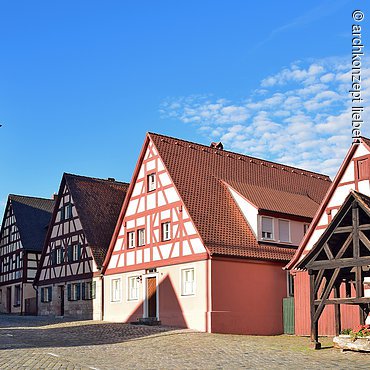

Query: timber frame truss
[[296, 190, 370, 349]]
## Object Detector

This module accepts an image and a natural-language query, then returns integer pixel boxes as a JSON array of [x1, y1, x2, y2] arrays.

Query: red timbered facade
[[35, 173, 128, 319], [0, 195, 54, 314], [287, 137, 370, 335], [103, 133, 331, 334]]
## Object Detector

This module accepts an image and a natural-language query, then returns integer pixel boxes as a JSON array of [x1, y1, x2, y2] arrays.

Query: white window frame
[[71, 283, 79, 301], [72, 244, 80, 261], [65, 204, 73, 219], [161, 222, 171, 241], [138, 229, 145, 247], [147, 173, 156, 192], [181, 268, 195, 296], [111, 278, 121, 302], [128, 276, 139, 301], [261, 216, 274, 240], [42, 287, 52, 303], [85, 281, 92, 300], [278, 219, 291, 243], [56, 248, 62, 265], [128, 231, 135, 248]]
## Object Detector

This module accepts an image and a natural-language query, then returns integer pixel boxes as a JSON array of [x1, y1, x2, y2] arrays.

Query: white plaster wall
[[103, 260, 208, 331]]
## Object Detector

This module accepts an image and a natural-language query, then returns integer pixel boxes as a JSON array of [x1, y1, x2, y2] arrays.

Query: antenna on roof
[[210, 141, 224, 150]]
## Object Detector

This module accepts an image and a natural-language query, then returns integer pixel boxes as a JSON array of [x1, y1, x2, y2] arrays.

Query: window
[[128, 277, 139, 300], [128, 231, 135, 248], [41, 286, 52, 303], [67, 283, 81, 301], [278, 220, 290, 243], [56, 248, 63, 265], [147, 173, 156, 192], [60, 204, 72, 221], [261, 217, 274, 239], [161, 222, 171, 241], [181, 268, 195, 296], [357, 158, 369, 180], [73, 244, 81, 261], [137, 229, 145, 246], [14, 285, 21, 306], [303, 224, 310, 235], [111, 278, 121, 302], [82, 281, 96, 300]]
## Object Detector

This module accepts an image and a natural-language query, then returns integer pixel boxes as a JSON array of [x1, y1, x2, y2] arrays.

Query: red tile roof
[[149, 133, 331, 262]]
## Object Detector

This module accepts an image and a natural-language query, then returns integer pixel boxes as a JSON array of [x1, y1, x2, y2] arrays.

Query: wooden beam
[[359, 231, 370, 253], [353, 202, 360, 259], [314, 270, 325, 296], [334, 285, 341, 336], [314, 297, 370, 305], [335, 233, 353, 259], [323, 243, 334, 260], [314, 268, 340, 322], [310, 272, 321, 349], [334, 226, 353, 234], [359, 224, 370, 231], [308, 256, 370, 270]]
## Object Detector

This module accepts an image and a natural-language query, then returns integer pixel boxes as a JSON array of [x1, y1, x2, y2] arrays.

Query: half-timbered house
[[35, 173, 129, 319], [102, 133, 331, 335], [287, 137, 370, 336], [0, 195, 55, 314]]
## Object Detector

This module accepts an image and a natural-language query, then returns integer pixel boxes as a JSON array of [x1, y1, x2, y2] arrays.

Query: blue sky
[[0, 0, 368, 215]]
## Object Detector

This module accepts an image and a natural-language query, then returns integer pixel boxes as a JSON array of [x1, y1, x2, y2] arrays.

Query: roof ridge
[[9, 194, 54, 202], [63, 172, 129, 186], [148, 132, 331, 180]]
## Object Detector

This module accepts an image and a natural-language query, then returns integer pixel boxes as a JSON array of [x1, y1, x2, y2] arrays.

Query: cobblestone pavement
[[0, 315, 369, 369]]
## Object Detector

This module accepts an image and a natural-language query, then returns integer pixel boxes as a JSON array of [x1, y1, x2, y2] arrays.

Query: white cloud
[[160, 57, 370, 178]]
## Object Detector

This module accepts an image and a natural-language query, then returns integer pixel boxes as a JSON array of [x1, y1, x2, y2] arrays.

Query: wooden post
[[334, 285, 341, 336], [309, 270, 321, 349]]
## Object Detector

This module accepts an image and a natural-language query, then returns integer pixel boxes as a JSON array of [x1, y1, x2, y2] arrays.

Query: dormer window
[[261, 217, 274, 240], [147, 173, 156, 192]]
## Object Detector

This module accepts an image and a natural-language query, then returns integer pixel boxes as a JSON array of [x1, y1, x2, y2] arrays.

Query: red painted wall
[[210, 258, 287, 335], [294, 271, 360, 336]]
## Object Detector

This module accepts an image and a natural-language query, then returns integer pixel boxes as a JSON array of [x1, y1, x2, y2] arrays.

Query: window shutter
[[279, 220, 290, 242], [92, 281, 96, 299], [78, 244, 82, 259], [262, 217, 273, 233], [67, 284, 71, 301], [68, 245, 73, 262], [41, 288, 44, 302], [60, 207, 65, 221], [51, 249, 56, 265], [76, 283, 81, 300], [82, 282, 86, 300], [48, 287, 52, 302]]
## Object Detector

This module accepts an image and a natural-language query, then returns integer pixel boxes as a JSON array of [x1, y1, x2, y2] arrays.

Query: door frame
[[142, 273, 159, 319]]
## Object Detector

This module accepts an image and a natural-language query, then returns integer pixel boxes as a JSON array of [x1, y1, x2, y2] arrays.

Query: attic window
[[357, 158, 369, 180], [147, 173, 156, 192], [261, 217, 274, 240]]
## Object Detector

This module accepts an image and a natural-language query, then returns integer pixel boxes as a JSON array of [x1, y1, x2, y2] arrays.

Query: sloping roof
[[148, 133, 331, 262], [286, 136, 370, 270], [295, 190, 370, 270], [9, 195, 55, 252], [64, 174, 129, 267]]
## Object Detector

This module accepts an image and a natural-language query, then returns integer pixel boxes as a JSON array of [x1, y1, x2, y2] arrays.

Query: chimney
[[107, 177, 115, 182], [210, 141, 224, 150], [52, 193, 58, 200]]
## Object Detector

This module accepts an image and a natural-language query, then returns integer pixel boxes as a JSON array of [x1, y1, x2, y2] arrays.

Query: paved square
[[0, 315, 369, 369]]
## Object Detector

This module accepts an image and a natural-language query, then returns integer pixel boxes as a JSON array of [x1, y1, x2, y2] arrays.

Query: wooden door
[[147, 277, 157, 318], [59, 286, 65, 316], [6, 287, 11, 313]]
